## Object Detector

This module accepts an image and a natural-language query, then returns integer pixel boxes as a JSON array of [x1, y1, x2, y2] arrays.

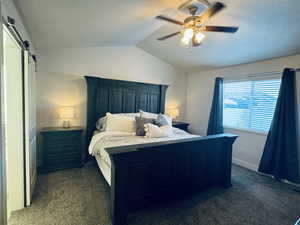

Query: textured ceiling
[[15, 0, 300, 71], [14, 0, 183, 48], [138, 0, 300, 71]]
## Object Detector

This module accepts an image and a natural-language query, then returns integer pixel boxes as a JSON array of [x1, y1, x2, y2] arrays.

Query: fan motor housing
[[184, 16, 201, 24], [178, 0, 209, 15]]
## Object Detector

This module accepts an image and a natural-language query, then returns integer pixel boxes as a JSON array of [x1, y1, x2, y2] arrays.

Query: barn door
[[24, 50, 37, 206], [3, 24, 24, 218]]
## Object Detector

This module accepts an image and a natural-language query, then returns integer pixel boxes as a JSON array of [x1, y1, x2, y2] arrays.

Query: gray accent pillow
[[95, 116, 106, 131], [155, 114, 169, 127], [135, 117, 155, 136]]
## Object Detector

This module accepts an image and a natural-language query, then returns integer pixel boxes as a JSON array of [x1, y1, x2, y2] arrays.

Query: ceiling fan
[[156, 1, 239, 47]]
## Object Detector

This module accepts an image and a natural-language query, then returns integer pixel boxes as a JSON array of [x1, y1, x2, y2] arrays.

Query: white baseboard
[[233, 157, 300, 188], [232, 157, 258, 171]]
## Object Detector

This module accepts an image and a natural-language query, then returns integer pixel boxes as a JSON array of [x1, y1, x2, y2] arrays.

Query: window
[[223, 79, 281, 132]]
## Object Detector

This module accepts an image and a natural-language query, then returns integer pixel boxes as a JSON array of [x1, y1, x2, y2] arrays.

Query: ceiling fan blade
[[157, 31, 181, 41], [204, 26, 239, 33], [199, 2, 226, 22], [156, 15, 184, 26]]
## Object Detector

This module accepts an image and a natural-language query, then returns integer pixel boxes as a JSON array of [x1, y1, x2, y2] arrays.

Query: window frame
[[223, 75, 281, 135], [224, 125, 268, 136]]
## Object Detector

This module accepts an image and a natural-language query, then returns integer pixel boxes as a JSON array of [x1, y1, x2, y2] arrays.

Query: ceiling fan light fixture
[[155, 2, 239, 48], [183, 28, 194, 40], [181, 36, 191, 45], [194, 32, 205, 44]]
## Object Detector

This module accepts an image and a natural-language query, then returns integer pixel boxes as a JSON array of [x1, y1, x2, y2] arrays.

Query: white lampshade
[[166, 108, 179, 119], [59, 107, 74, 119]]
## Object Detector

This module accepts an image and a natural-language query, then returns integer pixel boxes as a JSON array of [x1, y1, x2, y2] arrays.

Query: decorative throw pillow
[[135, 117, 155, 136], [155, 113, 172, 126], [95, 116, 107, 131], [144, 123, 174, 138], [96, 112, 139, 132], [105, 113, 136, 133]]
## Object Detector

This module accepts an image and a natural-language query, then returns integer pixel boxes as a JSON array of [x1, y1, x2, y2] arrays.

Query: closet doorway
[[3, 23, 36, 221]]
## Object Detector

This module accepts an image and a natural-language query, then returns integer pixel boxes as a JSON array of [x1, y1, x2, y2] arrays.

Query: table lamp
[[59, 107, 74, 128], [166, 108, 179, 122]]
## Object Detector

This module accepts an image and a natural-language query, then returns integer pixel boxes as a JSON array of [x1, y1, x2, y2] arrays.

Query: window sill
[[224, 126, 268, 136]]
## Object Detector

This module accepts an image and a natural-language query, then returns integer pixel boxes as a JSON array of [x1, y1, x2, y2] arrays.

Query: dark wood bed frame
[[85, 76, 238, 225]]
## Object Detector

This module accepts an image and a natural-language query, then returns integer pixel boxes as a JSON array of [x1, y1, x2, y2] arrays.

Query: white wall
[[37, 46, 188, 163], [186, 54, 300, 171]]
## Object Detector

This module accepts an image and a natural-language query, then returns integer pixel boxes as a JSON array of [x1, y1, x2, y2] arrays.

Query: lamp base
[[62, 120, 70, 128]]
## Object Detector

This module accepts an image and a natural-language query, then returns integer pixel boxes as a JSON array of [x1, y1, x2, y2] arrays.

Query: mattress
[[89, 128, 199, 186], [95, 155, 111, 185]]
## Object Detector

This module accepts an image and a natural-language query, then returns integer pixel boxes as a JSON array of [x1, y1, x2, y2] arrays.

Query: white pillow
[[105, 113, 136, 132], [140, 110, 158, 119], [144, 123, 174, 138], [113, 112, 140, 118]]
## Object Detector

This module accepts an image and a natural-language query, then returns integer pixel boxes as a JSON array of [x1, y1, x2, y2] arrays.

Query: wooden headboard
[[84, 76, 168, 159]]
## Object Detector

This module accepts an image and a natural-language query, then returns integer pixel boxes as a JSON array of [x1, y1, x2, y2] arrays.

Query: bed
[[89, 128, 199, 185], [85, 76, 238, 225]]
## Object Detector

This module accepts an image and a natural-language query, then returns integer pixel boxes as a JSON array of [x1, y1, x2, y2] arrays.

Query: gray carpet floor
[[9, 162, 300, 225]]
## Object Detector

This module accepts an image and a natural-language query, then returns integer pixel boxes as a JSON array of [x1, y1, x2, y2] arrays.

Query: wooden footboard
[[107, 133, 238, 225]]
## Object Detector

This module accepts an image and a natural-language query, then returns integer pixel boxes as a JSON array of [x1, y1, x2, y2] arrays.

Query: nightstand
[[40, 127, 83, 173], [172, 122, 190, 132]]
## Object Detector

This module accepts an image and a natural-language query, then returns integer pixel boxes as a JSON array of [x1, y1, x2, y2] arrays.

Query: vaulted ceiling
[[15, 0, 300, 71]]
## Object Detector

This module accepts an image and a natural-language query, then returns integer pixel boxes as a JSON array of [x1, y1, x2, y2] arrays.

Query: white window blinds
[[223, 79, 281, 132]]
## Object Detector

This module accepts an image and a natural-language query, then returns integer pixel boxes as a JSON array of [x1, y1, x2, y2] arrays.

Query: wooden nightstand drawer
[[45, 151, 81, 160], [172, 122, 190, 132], [40, 127, 83, 173], [46, 155, 81, 166], [45, 142, 81, 151], [46, 132, 81, 142]]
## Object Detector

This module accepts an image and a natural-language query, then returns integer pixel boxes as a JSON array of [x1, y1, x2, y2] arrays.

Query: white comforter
[[89, 128, 199, 168]]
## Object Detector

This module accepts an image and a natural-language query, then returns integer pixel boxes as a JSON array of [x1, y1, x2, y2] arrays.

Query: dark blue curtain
[[207, 77, 224, 135], [258, 68, 300, 183]]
